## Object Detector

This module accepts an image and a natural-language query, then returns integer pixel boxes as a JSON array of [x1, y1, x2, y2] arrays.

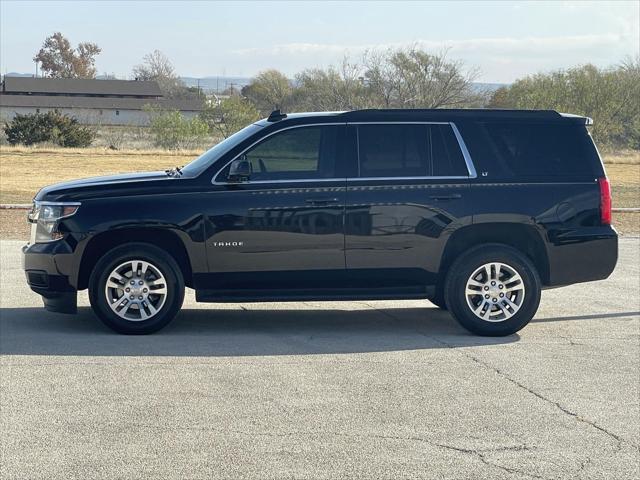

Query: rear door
[[344, 122, 473, 288]]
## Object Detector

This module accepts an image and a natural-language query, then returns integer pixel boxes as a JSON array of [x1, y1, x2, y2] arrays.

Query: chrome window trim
[[353, 121, 477, 180], [348, 121, 451, 125], [449, 122, 477, 178], [347, 176, 469, 182], [211, 123, 346, 185], [211, 120, 478, 185]]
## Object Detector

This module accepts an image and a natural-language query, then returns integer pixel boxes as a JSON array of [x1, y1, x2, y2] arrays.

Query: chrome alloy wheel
[[465, 262, 525, 322], [104, 260, 168, 321]]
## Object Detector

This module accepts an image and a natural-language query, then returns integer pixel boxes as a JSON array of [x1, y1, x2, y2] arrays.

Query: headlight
[[28, 201, 80, 243]]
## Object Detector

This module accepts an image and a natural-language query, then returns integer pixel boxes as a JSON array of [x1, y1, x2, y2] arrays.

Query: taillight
[[598, 177, 612, 225]]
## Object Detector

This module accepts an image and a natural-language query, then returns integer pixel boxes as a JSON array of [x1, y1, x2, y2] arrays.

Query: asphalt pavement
[[1, 239, 639, 479]]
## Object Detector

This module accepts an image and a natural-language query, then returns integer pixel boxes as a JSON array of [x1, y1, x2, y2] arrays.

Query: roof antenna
[[267, 108, 287, 122]]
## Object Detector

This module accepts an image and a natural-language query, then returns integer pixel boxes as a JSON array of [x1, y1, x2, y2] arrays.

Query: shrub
[[148, 110, 210, 150], [200, 96, 260, 139], [4, 111, 96, 147], [487, 60, 640, 150]]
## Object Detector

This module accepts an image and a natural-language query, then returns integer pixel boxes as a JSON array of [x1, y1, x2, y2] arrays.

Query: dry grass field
[[0, 146, 638, 238], [0, 147, 200, 204]]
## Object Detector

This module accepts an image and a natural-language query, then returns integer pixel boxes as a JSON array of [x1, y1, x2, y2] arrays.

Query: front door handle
[[305, 197, 340, 205], [429, 194, 462, 201]]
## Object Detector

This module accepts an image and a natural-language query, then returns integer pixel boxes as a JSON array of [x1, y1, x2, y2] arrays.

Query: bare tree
[[133, 50, 188, 98], [292, 58, 372, 111], [364, 47, 483, 108], [34, 32, 101, 78]]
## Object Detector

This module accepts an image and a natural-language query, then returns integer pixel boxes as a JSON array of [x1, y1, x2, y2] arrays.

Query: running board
[[195, 286, 435, 303]]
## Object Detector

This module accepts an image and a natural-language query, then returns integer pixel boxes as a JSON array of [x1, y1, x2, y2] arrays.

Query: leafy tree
[[133, 50, 193, 99], [488, 58, 640, 149], [201, 96, 260, 138], [4, 111, 95, 147], [147, 109, 210, 150], [33, 32, 101, 78], [242, 70, 293, 115]]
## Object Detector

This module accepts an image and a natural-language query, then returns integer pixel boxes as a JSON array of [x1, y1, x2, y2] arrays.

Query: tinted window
[[358, 124, 428, 177], [430, 124, 468, 176], [480, 123, 602, 178], [183, 123, 262, 176], [357, 124, 468, 178], [229, 126, 340, 181]]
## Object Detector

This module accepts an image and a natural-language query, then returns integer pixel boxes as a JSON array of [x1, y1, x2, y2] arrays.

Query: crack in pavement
[[60, 418, 542, 479], [358, 302, 638, 471]]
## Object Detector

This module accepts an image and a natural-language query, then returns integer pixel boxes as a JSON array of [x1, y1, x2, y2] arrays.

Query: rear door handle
[[429, 194, 462, 201], [305, 197, 340, 205]]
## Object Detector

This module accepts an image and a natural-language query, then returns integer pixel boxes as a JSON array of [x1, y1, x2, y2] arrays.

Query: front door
[[202, 124, 347, 291], [345, 122, 472, 288]]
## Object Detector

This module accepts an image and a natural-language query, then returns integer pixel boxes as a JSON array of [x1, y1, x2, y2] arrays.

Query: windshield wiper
[[165, 166, 183, 177]]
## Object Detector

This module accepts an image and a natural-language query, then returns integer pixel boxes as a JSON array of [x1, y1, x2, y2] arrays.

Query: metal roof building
[[0, 77, 203, 126]]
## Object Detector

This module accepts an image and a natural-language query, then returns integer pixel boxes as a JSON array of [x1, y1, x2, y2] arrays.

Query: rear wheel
[[444, 244, 541, 336], [89, 243, 184, 334]]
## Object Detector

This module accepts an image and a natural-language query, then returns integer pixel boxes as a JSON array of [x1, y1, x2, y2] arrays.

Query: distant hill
[[181, 76, 252, 93], [4, 72, 35, 78], [3, 72, 506, 95], [181, 76, 506, 94], [472, 82, 505, 93]]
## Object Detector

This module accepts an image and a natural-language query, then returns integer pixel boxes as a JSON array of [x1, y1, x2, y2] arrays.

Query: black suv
[[22, 109, 618, 336]]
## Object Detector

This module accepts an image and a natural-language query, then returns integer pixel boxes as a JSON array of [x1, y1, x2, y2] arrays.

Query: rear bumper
[[22, 243, 78, 313], [546, 226, 618, 287]]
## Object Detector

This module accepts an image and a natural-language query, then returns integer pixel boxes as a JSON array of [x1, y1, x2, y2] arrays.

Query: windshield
[[180, 123, 263, 176]]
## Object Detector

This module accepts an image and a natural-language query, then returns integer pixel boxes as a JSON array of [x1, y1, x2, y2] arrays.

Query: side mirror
[[227, 157, 251, 182]]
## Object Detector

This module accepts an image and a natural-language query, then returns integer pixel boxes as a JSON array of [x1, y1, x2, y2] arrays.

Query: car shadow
[[0, 306, 519, 357]]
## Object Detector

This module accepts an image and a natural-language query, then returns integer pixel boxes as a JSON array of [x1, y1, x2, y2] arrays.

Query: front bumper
[[22, 242, 78, 313]]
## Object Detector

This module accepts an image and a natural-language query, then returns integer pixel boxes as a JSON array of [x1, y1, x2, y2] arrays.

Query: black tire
[[430, 289, 448, 310], [444, 244, 541, 336], [89, 243, 185, 334]]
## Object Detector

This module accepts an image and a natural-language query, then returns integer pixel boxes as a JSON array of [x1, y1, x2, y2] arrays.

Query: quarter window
[[481, 123, 599, 178]]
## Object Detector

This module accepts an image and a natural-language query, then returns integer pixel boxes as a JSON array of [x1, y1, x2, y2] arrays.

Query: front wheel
[[444, 244, 541, 336], [89, 243, 185, 334]]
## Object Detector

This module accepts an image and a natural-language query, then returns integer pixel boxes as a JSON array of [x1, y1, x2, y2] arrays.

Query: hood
[[34, 170, 174, 202]]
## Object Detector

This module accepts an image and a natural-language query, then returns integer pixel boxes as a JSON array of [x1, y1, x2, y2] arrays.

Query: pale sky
[[1, 0, 638, 83]]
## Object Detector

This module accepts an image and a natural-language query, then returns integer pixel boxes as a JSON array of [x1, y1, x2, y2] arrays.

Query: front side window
[[357, 123, 469, 178], [228, 125, 341, 181]]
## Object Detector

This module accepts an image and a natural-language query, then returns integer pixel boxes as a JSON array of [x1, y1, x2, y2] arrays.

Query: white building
[[0, 77, 203, 126]]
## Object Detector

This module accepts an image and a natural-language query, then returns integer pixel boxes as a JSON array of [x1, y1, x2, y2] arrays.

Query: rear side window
[[358, 124, 428, 177], [430, 124, 468, 176], [357, 123, 469, 178], [476, 123, 603, 179]]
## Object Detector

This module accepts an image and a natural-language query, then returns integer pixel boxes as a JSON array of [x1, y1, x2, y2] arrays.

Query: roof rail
[[267, 109, 287, 122]]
